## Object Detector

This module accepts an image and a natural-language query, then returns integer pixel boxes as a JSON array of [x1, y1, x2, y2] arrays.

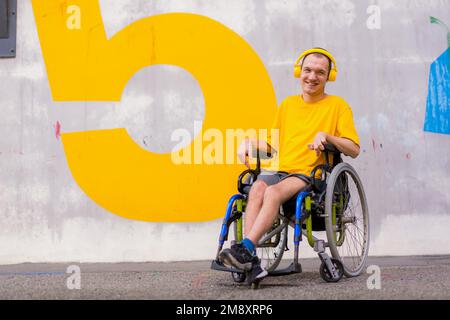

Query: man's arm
[[308, 132, 360, 158]]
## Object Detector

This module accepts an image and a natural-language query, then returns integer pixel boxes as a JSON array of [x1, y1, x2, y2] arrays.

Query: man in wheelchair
[[217, 48, 361, 285]]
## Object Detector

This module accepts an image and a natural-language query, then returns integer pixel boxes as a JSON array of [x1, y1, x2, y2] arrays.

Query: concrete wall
[[0, 0, 449, 264]]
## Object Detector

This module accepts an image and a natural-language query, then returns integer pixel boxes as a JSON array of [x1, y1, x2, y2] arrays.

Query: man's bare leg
[[244, 180, 268, 236], [246, 177, 307, 245]]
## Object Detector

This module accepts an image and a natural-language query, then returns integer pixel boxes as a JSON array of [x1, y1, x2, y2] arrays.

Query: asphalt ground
[[1, 255, 450, 300]]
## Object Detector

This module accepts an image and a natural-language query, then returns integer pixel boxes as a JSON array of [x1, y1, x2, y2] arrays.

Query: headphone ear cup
[[328, 69, 337, 82], [293, 65, 301, 78]]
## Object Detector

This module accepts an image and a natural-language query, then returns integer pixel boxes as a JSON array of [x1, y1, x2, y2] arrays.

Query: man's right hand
[[237, 138, 252, 169], [238, 138, 274, 168]]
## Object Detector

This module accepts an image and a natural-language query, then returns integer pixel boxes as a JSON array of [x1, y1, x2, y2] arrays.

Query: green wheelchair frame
[[211, 144, 369, 288]]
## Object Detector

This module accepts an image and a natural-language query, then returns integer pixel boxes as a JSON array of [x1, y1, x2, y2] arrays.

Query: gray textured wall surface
[[0, 0, 449, 264]]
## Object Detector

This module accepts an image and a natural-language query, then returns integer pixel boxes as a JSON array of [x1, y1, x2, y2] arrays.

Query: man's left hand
[[308, 132, 328, 156]]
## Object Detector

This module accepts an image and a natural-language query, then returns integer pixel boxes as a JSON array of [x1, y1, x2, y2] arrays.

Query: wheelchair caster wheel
[[231, 272, 246, 283], [320, 258, 344, 283]]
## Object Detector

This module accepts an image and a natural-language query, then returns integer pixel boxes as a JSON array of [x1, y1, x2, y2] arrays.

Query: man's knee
[[263, 185, 283, 204], [249, 180, 267, 201]]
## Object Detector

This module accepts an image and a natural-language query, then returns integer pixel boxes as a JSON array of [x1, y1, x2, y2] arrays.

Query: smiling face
[[300, 54, 330, 98]]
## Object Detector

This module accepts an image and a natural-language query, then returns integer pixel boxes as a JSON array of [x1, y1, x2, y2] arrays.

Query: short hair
[[301, 48, 333, 75]]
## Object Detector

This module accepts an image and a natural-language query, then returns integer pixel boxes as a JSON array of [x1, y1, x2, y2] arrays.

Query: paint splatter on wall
[[54, 121, 61, 140], [423, 17, 450, 135]]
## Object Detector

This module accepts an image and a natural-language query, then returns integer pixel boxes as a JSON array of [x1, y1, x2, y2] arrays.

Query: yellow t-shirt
[[266, 94, 360, 175]]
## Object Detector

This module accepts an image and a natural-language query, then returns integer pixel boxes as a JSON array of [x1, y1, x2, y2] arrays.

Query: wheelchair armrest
[[323, 143, 341, 154], [237, 169, 257, 194], [309, 144, 342, 191], [323, 143, 342, 168]]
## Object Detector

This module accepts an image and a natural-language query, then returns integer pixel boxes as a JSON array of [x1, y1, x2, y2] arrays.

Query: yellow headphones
[[293, 48, 338, 82]]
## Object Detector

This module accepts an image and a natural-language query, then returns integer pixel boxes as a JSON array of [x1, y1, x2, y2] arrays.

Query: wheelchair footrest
[[267, 262, 302, 277], [211, 260, 245, 274]]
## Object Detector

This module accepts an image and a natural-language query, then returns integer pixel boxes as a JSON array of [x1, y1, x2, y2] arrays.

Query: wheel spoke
[[342, 214, 364, 267], [344, 226, 364, 269]]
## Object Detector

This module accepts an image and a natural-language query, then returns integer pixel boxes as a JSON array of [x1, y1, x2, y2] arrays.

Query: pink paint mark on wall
[[406, 153, 411, 160], [54, 121, 61, 140]]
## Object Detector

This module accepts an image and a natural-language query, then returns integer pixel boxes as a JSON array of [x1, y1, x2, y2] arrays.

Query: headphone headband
[[293, 48, 338, 81]]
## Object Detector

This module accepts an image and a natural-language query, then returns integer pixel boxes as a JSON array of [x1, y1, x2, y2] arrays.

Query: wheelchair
[[211, 144, 369, 288]]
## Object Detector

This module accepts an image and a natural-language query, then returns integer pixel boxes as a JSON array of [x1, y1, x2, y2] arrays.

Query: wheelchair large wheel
[[256, 216, 288, 272], [325, 162, 369, 277]]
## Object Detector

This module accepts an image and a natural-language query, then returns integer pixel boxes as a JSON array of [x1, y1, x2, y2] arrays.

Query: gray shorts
[[256, 170, 311, 186]]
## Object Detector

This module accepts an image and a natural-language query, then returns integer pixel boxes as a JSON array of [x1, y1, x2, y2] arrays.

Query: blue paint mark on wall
[[424, 47, 450, 135]]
